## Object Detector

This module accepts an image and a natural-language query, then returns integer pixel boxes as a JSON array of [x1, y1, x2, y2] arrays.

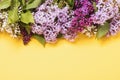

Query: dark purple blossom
[[20, 26, 32, 45], [71, 0, 95, 32]]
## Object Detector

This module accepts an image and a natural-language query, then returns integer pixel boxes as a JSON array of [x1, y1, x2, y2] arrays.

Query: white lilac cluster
[[81, 26, 97, 37], [92, 0, 119, 25], [32, 0, 77, 43], [0, 11, 20, 37]]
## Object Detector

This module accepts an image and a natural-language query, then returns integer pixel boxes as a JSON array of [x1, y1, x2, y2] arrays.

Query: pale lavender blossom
[[108, 13, 120, 36], [116, 0, 120, 7], [92, 0, 119, 25], [32, 0, 77, 43]]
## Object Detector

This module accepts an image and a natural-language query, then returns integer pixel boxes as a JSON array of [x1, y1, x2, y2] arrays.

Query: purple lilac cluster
[[32, 0, 77, 43], [71, 0, 95, 31]]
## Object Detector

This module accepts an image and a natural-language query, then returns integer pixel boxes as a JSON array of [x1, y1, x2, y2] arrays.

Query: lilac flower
[[32, 0, 77, 43], [20, 26, 32, 45], [91, 0, 119, 25], [116, 0, 120, 7], [82, 25, 97, 37], [108, 13, 120, 36], [0, 11, 21, 37], [71, 0, 95, 32]]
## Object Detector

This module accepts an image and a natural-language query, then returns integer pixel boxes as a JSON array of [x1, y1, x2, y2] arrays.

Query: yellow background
[[0, 32, 120, 80]]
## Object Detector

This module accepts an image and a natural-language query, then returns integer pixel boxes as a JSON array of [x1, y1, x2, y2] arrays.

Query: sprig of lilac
[[32, 0, 77, 43], [108, 13, 120, 36], [0, 11, 21, 37], [91, 0, 119, 25], [71, 0, 95, 32]]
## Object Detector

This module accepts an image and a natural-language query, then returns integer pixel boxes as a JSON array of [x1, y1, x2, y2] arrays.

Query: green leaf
[[57, 33, 63, 38], [21, 11, 34, 24], [0, 0, 11, 9], [65, 0, 74, 8], [27, 0, 34, 4], [33, 34, 46, 47], [19, 0, 25, 6], [19, 22, 31, 34], [8, 8, 19, 23], [25, 0, 44, 10], [96, 22, 110, 39], [8, 0, 20, 24], [11, 0, 20, 8], [58, 0, 66, 8], [24, 24, 31, 34], [93, 2, 97, 12], [53, 0, 59, 3]]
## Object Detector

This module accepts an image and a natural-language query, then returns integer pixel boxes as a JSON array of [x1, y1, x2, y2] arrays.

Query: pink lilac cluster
[[32, 0, 77, 43], [71, 0, 95, 31], [108, 13, 120, 36], [92, 0, 119, 25]]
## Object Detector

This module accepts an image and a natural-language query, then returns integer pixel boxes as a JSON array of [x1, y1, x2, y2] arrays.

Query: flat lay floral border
[[0, 0, 120, 46]]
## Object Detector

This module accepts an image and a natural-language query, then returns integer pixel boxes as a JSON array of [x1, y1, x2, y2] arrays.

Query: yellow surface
[[0, 32, 120, 80]]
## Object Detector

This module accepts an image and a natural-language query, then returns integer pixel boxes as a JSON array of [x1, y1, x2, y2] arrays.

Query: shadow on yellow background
[[0, 32, 120, 80]]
